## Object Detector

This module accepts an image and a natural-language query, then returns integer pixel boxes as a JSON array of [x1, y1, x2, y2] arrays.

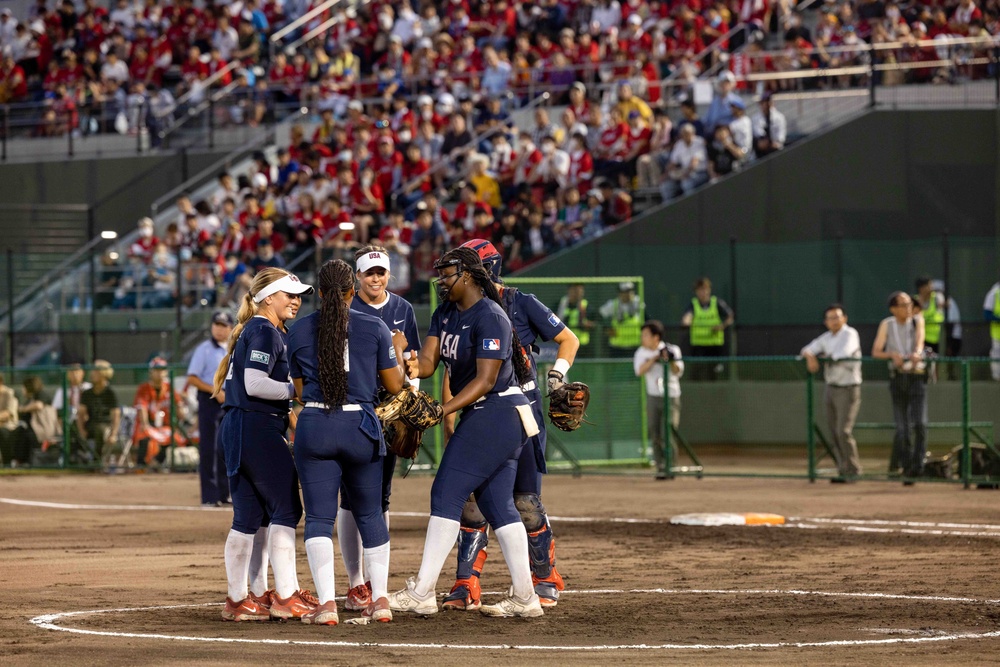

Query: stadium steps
[[0, 212, 89, 301]]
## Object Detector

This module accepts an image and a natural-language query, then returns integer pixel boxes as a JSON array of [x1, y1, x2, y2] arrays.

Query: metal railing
[[269, 0, 344, 61]]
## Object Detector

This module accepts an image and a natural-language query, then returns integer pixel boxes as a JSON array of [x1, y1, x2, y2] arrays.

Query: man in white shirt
[[634, 320, 684, 480], [801, 303, 863, 482], [661, 123, 708, 200], [752, 91, 787, 158]]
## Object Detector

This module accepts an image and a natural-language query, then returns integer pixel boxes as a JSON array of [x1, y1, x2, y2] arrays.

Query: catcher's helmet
[[460, 239, 502, 282]]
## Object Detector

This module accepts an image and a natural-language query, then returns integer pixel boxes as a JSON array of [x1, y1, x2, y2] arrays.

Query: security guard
[[681, 277, 734, 381], [557, 284, 592, 348], [599, 282, 644, 356], [915, 276, 945, 354]]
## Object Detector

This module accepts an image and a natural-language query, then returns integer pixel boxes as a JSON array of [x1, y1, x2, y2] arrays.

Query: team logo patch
[[250, 350, 271, 364], [483, 339, 500, 351], [548, 313, 562, 327], [389, 346, 397, 360]]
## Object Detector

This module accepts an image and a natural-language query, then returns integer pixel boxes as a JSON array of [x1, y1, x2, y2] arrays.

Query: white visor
[[357, 251, 390, 274], [252, 274, 314, 303]]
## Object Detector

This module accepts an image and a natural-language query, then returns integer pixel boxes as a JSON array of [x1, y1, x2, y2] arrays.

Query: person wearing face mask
[[130, 217, 160, 263], [142, 242, 178, 309], [250, 238, 285, 273], [534, 135, 570, 193], [513, 131, 543, 187]]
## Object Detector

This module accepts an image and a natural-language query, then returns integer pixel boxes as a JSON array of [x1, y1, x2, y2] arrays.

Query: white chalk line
[[28, 589, 1000, 651]]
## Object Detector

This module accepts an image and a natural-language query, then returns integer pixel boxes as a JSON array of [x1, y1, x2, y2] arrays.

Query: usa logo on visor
[[483, 339, 500, 351]]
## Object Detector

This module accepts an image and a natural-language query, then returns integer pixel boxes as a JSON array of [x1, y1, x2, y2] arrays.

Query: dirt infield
[[3, 472, 1000, 666]]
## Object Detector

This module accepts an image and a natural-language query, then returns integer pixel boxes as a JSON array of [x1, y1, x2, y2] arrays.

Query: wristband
[[552, 357, 571, 377]]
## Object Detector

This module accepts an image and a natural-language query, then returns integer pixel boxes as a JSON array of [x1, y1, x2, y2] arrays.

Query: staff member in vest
[[288, 259, 409, 626], [634, 320, 684, 480], [681, 277, 734, 381], [388, 246, 543, 619], [872, 291, 927, 485], [214, 268, 317, 622], [916, 276, 945, 354], [598, 282, 644, 356], [557, 284, 593, 351], [984, 280, 1000, 381], [801, 304, 863, 483], [336, 244, 421, 614], [187, 311, 235, 506]]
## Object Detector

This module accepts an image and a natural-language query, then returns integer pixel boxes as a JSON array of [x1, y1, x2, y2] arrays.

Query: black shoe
[[655, 471, 668, 480], [830, 477, 847, 484], [902, 480, 915, 486]]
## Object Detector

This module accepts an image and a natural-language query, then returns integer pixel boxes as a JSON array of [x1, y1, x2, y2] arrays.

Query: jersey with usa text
[[223, 316, 291, 414], [501, 287, 567, 380], [287, 310, 398, 406], [428, 297, 516, 397], [351, 292, 421, 353]]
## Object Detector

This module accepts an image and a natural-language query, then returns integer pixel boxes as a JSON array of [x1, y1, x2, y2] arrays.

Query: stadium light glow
[[101, 231, 118, 239]]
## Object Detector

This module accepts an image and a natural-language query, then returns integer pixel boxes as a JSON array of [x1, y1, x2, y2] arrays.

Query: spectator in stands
[[249, 237, 285, 273], [409, 205, 447, 302], [19, 375, 59, 465], [752, 92, 787, 158], [534, 134, 571, 193], [708, 124, 744, 181], [521, 205, 557, 266], [703, 71, 741, 134], [129, 216, 159, 263], [77, 360, 120, 468], [728, 97, 753, 162], [662, 123, 708, 200]]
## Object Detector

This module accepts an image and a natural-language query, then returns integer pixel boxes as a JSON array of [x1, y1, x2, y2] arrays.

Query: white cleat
[[387, 577, 439, 615], [479, 589, 544, 618]]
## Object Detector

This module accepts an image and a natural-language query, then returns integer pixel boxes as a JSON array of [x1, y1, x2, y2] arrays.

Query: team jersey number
[[440, 332, 460, 361]]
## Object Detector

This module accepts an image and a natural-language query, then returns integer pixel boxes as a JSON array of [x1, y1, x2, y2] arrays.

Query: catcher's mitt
[[375, 388, 445, 459], [547, 381, 591, 432]]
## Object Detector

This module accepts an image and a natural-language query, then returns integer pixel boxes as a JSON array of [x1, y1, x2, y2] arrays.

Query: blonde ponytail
[[211, 267, 293, 397]]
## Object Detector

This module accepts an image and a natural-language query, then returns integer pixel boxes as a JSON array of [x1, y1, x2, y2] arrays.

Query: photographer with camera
[[634, 320, 683, 480]]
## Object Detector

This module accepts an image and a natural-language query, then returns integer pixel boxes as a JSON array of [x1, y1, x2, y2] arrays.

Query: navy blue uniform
[[341, 292, 421, 513], [187, 337, 229, 504], [288, 310, 399, 545], [218, 316, 301, 534], [428, 297, 529, 527], [502, 288, 567, 495]]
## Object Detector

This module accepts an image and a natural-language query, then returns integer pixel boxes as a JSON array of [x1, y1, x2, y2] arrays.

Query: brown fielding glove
[[547, 381, 591, 432], [375, 388, 444, 460]]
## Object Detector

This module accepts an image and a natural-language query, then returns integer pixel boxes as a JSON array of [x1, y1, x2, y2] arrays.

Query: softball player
[[215, 267, 316, 622], [442, 239, 579, 611], [337, 244, 422, 613], [288, 259, 408, 625], [388, 246, 544, 619]]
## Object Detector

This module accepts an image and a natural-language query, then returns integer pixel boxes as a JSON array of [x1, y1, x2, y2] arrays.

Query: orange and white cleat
[[269, 589, 319, 620], [301, 600, 339, 626], [250, 589, 274, 610], [344, 581, 372, 611], [221, 596, 271, 622]]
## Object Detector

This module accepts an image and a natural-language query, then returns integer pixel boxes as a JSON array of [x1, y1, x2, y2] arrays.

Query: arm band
[[552, 357, 571, 377]]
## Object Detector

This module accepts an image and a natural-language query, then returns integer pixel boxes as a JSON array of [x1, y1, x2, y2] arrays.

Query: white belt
[[520, 380, 536, 392], [304, 402, 362, 411], [474, 386, 524, 404]]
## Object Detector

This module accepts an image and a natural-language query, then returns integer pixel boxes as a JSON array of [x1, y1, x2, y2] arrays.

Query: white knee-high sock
[[268, 524, 299, 599], [364, 541, 391, 601], [337, 508, 365, 588], [224, 529, 254, 602], [304, 536, 336, 604], [494, 522, 534, 600], [248, 525, 269, 596], [413, 516, 460, 598]]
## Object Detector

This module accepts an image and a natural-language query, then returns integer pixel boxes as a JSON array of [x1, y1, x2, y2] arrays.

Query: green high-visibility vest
[[923, 291, 944, 345], [609, 301, 642, 349], [690, 296, 724, 347], [563, 298, 590, 346], [992, 290, 1000, 341]]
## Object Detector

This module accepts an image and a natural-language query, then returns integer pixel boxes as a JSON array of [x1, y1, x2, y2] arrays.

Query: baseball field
[[2, 471, 999, 665]]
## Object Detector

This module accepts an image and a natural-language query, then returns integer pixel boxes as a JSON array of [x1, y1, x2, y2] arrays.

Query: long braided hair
[[317, 259, 354, 407], [440, 246, 531, 386], [211, 267, 293, 397]]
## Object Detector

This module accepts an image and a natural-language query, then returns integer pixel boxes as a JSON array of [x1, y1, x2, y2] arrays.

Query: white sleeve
[[801, 334, 826, 358], [244, 368, 294, 400]]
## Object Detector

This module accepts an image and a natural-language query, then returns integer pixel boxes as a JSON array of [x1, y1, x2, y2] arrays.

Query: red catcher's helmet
[[460, 238, 502, 281]]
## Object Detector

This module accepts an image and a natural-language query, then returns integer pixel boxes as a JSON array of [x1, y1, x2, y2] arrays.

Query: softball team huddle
[[215, 239, 579, 625]]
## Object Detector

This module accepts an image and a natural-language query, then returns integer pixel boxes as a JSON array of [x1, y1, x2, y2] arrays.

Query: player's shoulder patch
[[483, 338, 500, 351], [250, 350, 271, 364], [548, 313, 562, 327]]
